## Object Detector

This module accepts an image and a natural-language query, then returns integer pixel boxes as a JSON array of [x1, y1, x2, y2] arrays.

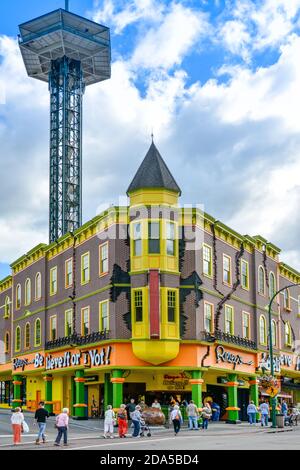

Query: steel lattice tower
[[18, 3, 111, 242]]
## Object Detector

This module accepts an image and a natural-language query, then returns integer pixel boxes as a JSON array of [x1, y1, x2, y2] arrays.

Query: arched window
[[4, 296, 11, 317], [269, 272, 276, 299], [283, 288, 291, 310], [4, 332, 10, 353], [25, 279, 31, 306], [271, 320, 277, 347], [258, 266, 265, 295], [15, 326, 21, 352], [16, 284, 21, 309], [285, 322, 292, 346], [35, 273, 42, 300], [35, 318, 41, 346], [259, 315, 267, 345], [25, 323, 30, 349]]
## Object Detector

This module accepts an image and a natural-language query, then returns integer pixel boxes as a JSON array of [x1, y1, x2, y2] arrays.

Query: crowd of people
[[9, 396, 300, 445], [247, 399, 300, 426]]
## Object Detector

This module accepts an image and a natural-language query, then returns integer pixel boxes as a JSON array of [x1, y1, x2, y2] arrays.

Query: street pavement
[[0, 409, 299, 450]]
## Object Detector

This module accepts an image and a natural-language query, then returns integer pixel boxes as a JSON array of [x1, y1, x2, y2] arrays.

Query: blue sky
[[1, 0, 300, 278]]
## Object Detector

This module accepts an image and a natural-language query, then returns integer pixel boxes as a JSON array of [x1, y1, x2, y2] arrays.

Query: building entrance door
[[238, 388, 249, 421], [36, 390, 41, 409]]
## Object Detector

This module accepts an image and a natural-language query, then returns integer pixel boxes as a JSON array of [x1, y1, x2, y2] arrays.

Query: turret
[[127, 142, 181, 364]]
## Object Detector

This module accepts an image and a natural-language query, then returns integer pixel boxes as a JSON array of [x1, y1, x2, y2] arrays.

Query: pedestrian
[[139, 400, 146, 411], [126, 398, 136, 420], [131, 405, 142, 438], [117, 404, 128, 438], [281, 400, 288, 418], [186, 400, 199, 430], [34, 401, 49, 444], [54, 407, 69, 447], [11, 407, 24, 446], [259, 400, 269, 427], [211, 401, 221, 421], [247, 401, 258, 425], [171, 404, 182, 436], [201, 403, 212, 430], [151, 399, 161, 409], [103, 405, 115, 439]]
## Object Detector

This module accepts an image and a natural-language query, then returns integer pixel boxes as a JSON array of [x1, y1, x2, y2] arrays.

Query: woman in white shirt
[[103, 405, 115, 439], [170, 405, 182, 436], [11, 407, 24, 445]]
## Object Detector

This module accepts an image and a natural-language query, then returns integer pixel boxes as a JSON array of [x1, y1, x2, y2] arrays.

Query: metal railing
[[201, 330, 257, 350], [45, 330, 110, 350]]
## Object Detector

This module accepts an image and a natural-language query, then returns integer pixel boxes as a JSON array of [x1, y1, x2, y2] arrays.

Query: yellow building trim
[[128, 188, 179, 207]]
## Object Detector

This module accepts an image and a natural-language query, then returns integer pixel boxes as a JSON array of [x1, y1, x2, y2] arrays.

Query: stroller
[[140, 418, 152, 437]]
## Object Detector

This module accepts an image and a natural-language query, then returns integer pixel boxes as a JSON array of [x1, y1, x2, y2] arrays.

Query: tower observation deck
[[18, 4, 111, 242]]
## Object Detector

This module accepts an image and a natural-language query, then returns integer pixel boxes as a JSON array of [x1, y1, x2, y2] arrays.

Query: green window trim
[[81, 306, 90, 336], [65, 309, 73, 337], [15, 326, 21, 352], [34, 318, 41, 347], [99, 300, 109, 331], [269, 272, 276, 299], [99, 243, 109, 276], [241, 259, 249, 290], [223, 255, 232, 285], [284, 322, 292, 346], [50, 267, 58, 296], [242, 311, 250, 339], [203, 243, 213, 277], [50, 315, 57, 341], [65, 258, 73, 289], [259, 315, 267, 345], [204, 302, 213, 333], [4, 331, 10, 353], [16, 284, 21, 310], [4, 296, 11, 318], [24, 322, 30, 349], [224, 304, 234, 335], [81, 252, 90, 285], [258, 266, 265, 296], [35, 272, 42, 301], [24, 278, 31, 306], [283, 288, 291, 311]]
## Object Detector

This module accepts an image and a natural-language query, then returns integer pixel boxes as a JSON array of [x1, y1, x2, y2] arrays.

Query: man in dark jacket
[[126, 398, 136, 421], [35, 402, 49, 444]]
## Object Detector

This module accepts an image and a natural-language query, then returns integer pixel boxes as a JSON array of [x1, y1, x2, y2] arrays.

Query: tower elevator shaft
[[49, 57, 84, 242]]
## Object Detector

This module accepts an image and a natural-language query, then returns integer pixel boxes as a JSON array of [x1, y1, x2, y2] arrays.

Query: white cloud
[[219, 0, 300, 60], [92, 0, 164, 34], [131, 2, 209, 70]]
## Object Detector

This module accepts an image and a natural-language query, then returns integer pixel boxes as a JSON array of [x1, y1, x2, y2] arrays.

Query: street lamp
[[268, 282, 300, 428]]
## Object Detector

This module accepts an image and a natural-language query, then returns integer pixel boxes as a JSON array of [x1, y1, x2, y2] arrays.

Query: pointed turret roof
[[127, 142, 181, 196]]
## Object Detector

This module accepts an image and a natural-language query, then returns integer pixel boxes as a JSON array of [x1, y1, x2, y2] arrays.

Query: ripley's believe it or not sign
[[13, 346, 112, 372]]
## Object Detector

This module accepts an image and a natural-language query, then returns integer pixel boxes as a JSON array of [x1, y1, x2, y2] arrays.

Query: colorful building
[[1, 142, 300, 421]]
